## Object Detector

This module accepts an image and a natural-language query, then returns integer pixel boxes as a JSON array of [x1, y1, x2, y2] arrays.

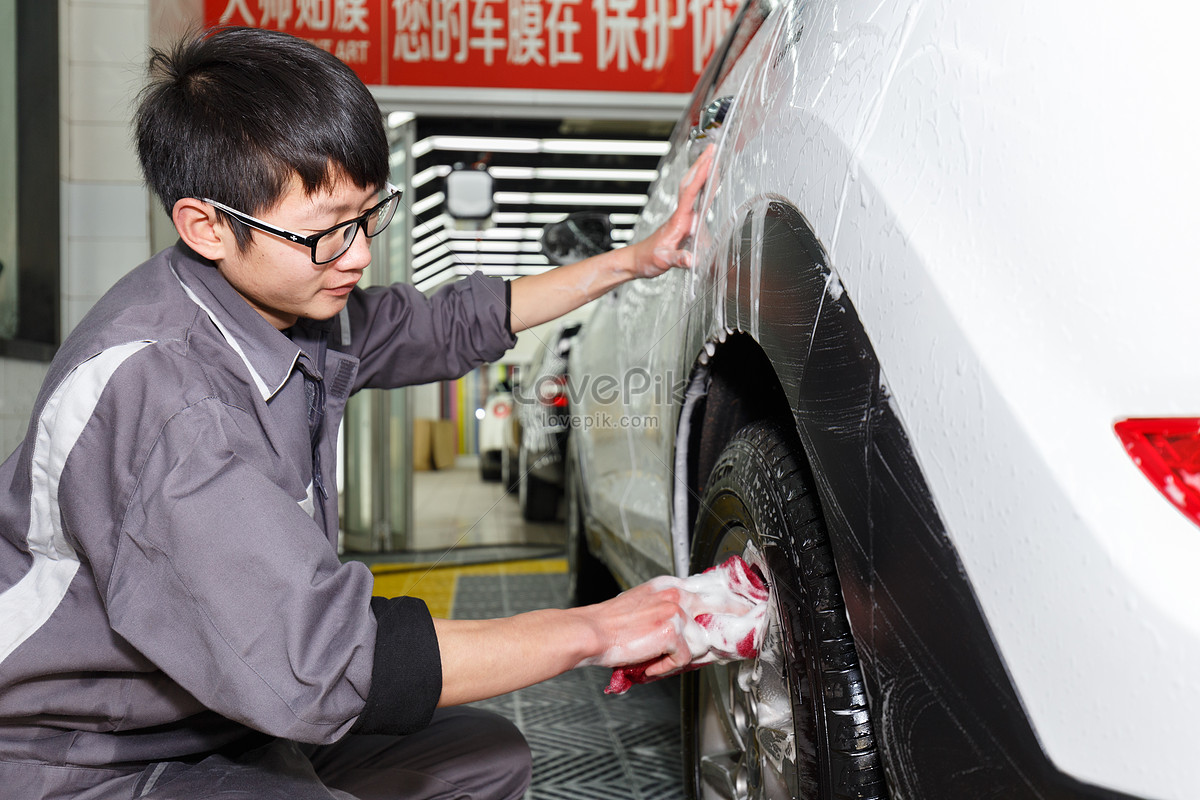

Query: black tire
[[565, 450, 620, 606], [501, 446, 519, 494], [683, 421, 886, 800], [518, 446, 559, 521], [479, 452, 502, 482]]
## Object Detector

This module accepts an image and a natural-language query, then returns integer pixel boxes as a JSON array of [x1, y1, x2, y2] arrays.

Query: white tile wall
[[61, 0, 152, 337], [0, 358, 47, 456], [69, 63, 143, 125], [68, 123, 143, 184], [67, 182, 149, 240], [1, 0, 303, 454], [67, 4, 147, 66], [66, 237, 150, 297], [0, 1, 154, 441]]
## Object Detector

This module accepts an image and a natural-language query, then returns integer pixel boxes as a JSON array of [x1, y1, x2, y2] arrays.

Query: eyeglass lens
[[313, 193, 400, 264]]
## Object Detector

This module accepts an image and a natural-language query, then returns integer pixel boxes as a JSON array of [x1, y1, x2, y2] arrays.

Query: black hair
[[134, 27, 390, 250]]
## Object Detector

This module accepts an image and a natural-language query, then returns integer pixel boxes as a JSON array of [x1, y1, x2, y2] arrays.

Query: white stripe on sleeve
[[0, 340, 154, 663]]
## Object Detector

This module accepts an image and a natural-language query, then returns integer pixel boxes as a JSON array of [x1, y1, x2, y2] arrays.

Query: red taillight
[[1115, 417, 1200, 527], [537, 376, 569, 408]]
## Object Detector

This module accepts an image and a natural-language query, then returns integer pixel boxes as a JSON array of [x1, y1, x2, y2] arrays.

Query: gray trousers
[[7, 708, 531, 800]]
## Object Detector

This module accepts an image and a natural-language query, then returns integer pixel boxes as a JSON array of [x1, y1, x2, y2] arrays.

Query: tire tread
[[695, 420, 887, 800]]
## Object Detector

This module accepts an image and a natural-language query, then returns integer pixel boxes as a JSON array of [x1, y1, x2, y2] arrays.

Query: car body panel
[[570, 289, 681, 584], [569, 0, 1200, 798]]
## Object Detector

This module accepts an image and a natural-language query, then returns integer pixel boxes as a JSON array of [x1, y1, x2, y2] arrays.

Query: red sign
[[204, 0, 738, 94]]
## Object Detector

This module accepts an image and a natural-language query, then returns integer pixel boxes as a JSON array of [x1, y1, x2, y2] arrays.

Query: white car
[[561, 1, 1200, 799], [477, 385, 514, 482]]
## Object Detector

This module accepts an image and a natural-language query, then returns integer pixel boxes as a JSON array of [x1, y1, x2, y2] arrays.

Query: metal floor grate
[[454, 571, 686, 800]]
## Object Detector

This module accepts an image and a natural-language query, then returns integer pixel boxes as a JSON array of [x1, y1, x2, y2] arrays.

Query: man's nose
[[339, 222, 373, 269]]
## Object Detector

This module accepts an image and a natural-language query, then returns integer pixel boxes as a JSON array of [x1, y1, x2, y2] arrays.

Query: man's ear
[[173, 197, 232, 262]]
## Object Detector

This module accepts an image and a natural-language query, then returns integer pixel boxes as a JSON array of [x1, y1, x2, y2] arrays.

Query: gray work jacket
[[0, 243, 515, 768]]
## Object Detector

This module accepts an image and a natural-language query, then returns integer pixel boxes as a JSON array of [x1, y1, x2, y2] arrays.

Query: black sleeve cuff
[[351, 596, 443, 735], [504, 279, 514, 338]]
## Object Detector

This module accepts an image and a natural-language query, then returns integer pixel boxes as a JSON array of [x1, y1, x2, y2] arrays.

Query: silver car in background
[[563, 1, 1200, 798], [513, 321, 583, 521]]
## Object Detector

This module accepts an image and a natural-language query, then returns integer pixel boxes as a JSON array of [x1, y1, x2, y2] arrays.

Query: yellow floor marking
[[370, 558, 566, 619]]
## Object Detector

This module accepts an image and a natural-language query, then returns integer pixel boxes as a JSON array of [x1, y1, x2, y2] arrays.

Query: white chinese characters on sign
[[219, 0, 374, 63], [508, 0, 545, 66], [640, 0, 684, 71], [218, 0, 256, 22], [390, 0, 731, 74], [593, 0, 641, 72], [688, 0, 737, 74], [546, 0, 582, 66], [469, 0, 506, 65], [260, 0, 294, 26], [219, 0, 370, 32]]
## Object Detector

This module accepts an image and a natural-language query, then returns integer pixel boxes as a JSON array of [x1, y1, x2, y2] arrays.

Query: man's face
[[215, 174, 382, 330]]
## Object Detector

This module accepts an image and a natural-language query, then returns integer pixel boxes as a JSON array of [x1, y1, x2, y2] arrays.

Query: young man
[[0, 26, 718, 800]]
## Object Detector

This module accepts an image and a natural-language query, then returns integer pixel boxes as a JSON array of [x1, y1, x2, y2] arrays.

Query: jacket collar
[[168, 242, 303, 401]]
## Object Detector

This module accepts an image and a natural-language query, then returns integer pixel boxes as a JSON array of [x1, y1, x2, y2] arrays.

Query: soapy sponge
[[605, 554, 769, 695]]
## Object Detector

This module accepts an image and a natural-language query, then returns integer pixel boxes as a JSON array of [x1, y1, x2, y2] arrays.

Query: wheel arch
[[670, 198, 1137, 799], [669, 195, 834, 578], [673, 332, 797, 575]]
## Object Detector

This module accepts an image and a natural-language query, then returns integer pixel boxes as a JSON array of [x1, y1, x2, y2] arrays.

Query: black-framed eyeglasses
[[200, 183, 403, 265]]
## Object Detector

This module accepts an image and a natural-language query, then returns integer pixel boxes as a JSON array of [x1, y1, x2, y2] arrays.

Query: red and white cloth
[[605, 555, 770, 695]]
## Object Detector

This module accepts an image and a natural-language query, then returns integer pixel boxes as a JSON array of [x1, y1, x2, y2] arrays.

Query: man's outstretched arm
[[506, 146, 715, 334], [432, 580, 697, 707]]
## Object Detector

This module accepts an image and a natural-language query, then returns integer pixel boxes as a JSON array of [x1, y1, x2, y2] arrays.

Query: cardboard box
[[432, 419, 457, 470], [412, 418, 433, 471]]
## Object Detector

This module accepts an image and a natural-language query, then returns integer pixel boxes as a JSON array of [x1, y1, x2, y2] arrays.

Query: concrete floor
[[410, 454, 565, 556]]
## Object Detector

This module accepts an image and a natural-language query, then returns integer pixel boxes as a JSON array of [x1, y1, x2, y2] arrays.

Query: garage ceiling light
[[415, 264, 556, 293], [489, 166, 659, 182], [447, 240, 542, 253], [441, 227, 545, 240], [409, 124, 663, 288], [413, 244, 451, 269], [414, 269, 460, 293], [411, 191, 445, 215], [416, 136, 542, 154], [492, 212, 568, 224], [412, 136, 669, 158], [415, 254, 457, 278], [413, 231, 448, 255], [443, 253, 549, 265], [412, 165, 449, 188], [494, 191, 649, 206], [541, 138, 668, 156], [413, 214, 448, 238]]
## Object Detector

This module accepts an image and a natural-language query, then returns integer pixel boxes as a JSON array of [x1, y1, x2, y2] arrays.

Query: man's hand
[[574, 580, 704, 679], [507, 144, 717, 333], [622, 144, 716, 279], [602, 556, 769, 694]]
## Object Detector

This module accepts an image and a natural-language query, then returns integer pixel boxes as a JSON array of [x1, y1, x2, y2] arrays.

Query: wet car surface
[[563, 1, 1200, 798]]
